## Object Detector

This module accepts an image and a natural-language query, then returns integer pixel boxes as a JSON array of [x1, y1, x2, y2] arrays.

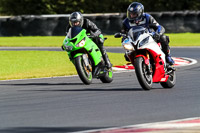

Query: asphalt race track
[[0, 47, 200, 133]]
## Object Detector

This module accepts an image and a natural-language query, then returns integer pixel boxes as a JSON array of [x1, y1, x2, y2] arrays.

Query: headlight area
[[123, 43, 134, 51], [64, 45, 73, 51], [63, 41, 73, 51], [76, 38, 86, 47]]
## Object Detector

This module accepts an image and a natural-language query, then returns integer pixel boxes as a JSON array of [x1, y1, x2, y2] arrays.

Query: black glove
[[152, 32, 160, 41], [61, 45, 65, 50]]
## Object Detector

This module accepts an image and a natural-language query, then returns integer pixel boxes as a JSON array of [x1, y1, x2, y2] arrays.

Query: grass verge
[[0, 33, 199, 47], [0, 51, 126, 80]]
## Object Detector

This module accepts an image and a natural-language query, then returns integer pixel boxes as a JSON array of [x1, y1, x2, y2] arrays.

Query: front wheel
[[160, 70, 176, 88], [100, 68, 113, 83], [75, 56, 92, 85], [134, 57, 153, 90]]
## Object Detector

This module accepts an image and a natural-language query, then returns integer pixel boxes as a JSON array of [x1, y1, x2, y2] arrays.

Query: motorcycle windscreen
[[67, 26, 83, 39], [128, 26, 146, 41]]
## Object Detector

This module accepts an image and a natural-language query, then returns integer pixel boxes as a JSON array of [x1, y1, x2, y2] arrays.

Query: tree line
[[0, 0, 199, 15]]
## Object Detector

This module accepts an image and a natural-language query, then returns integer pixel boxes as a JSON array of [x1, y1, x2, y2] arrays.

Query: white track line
[[73, 117, 200, 133]]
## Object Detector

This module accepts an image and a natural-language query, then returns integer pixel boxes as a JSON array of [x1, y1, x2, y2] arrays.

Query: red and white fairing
[[122, 28, 168, 82]]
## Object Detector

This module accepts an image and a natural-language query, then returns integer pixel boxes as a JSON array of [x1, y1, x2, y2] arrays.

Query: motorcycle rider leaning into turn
[[121, 2, 175, 65], [64, 12, 112, 69]]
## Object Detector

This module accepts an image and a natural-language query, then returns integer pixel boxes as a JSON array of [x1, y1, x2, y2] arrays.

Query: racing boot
[[97, 34, 112, 69], [102, 50, 112, 69], [166, 54, 175, 65], [160, 35, 174, 65]]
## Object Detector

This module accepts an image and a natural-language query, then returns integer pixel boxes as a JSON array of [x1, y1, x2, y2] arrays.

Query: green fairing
[[83, 37, 102, 65], [108, 70, 113, 78], [63, 29, 102, 66]]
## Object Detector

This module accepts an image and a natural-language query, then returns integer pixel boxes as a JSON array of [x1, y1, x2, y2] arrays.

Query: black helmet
[[69, 12, 84, 27], [127, 2, 144, 22]]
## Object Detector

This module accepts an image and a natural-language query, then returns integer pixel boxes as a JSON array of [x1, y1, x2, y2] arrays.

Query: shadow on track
[[0, 83, 166, 91], [0, 82, 84, 86], [20, 88, 143, 92], [0, 126, 105, 133]]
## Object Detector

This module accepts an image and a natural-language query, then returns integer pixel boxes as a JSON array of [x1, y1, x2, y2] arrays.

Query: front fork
[[145, 52, 152, 74], [82, 54, 92, 72], [127, 51, 151, 74], [78, 54, 105, 77], [139, 52, 152, 75]]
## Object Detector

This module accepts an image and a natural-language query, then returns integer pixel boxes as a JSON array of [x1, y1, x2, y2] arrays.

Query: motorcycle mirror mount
[[114, 33, 122, 38]]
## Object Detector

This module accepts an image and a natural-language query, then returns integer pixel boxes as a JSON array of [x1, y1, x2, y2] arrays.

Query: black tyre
[[100, 68, 113, 83], [134, 57, 153, 90], [160, 70, 176, 88], [75, 56, 92, 85]]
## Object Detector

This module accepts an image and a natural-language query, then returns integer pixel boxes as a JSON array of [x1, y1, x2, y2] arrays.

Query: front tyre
[[75, 56, 92, 85], [160, 70, 176, 88], [100, 68, 113, 83], [134, 57, 153, 90]]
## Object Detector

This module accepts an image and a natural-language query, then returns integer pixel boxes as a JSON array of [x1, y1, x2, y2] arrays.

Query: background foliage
[[0, 0, 199, 15]]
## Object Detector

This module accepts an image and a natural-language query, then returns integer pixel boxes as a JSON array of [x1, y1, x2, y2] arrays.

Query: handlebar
[[87, 34, 95, 39], [114, 32, 127, 38]]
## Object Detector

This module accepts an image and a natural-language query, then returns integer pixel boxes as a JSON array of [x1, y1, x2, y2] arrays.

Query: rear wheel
[[75, 56, 92, 85], [100, 68, 113, 83], [134, 57, 152, 90], [160, 70, 176, 88]]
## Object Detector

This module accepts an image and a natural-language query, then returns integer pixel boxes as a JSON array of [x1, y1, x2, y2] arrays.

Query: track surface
[[0, 47, 200, 133]]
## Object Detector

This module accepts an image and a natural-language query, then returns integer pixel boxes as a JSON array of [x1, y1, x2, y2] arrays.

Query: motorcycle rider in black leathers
[[121, 2, 175, 65], [65, 12, 112, 68]]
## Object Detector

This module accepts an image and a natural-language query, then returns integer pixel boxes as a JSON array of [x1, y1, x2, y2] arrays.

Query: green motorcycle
[[62, 26, 113, 85]]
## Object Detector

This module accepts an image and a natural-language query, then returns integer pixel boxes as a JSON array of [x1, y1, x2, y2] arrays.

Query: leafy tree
[[0, 0, 50, 15], [0, 0, 199, 15]]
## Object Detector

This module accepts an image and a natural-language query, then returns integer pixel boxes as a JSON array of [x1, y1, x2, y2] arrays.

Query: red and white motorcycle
[[114, 26, 176, 90]]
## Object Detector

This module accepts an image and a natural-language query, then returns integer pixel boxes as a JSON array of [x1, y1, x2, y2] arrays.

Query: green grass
[[0, 36, 64, 47], [0, 33, 200, 47], [0, 51, 126, 80], [165, 33, 200, 46]]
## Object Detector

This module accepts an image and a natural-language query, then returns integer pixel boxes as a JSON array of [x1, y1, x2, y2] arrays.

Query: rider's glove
[[122, 37, 126, 42], [61, 45, 65, 50], [152, 32, 160, 41], [99, 34, 104, 44]]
